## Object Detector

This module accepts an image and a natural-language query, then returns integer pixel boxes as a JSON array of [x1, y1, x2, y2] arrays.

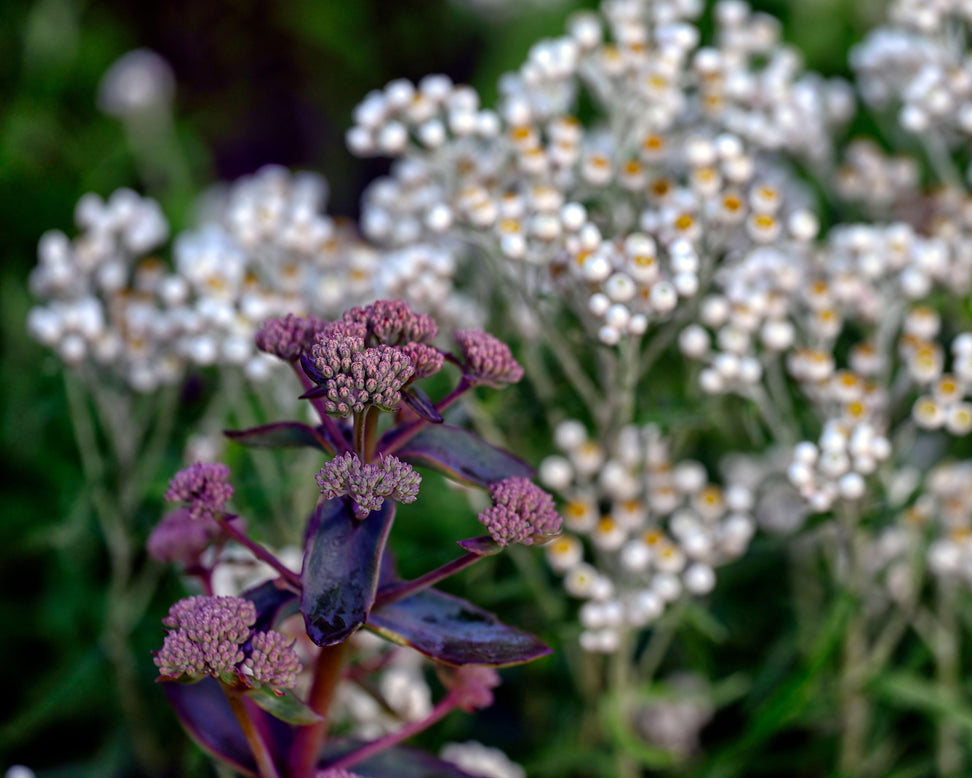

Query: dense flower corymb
[[255, 313, 327, 361], [309, 332, 415, 416], [163, 462, 233, 522], [478, 477, 561, 546], [155, 595, 300, 690], [343, 298, 438, 345], [455, 329, 524, 388], [316, 452, 422, 519]]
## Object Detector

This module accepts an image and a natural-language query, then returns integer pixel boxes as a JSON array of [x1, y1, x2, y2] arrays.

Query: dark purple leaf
[[300, 353, 327, 384], [242, 580, 299, 634], [225, 421, 332, 452], [321, 741, 480, 777], [162, 677, 292, 776], [298, 385, 330, 400], [367, 588, 551, 667], [456, 535, 504, 556], [396, 424, 533, 487], [402, 386, 444, 423], [301, 498, 396, 646]]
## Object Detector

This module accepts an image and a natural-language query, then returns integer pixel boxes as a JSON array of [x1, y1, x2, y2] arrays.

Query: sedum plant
[[149, 299, 560, 778]]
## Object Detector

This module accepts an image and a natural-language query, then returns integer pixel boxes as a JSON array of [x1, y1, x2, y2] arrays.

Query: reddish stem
[[373, 551, 483, 609], [288, 642, 350, 778], [217, 514, 301, 590], [316, 691, 460, 774]]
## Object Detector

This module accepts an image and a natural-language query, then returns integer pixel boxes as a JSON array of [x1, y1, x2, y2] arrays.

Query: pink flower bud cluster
[[311, 333, 415, 416], [163, 462, 234, 522], [343, 298, 438, 345], [155, 595, 300, 691], [454, 329, 524, 388], [255, 313, 327, 361], [316, 452, 422, 519], [477, 477, 561, 546]]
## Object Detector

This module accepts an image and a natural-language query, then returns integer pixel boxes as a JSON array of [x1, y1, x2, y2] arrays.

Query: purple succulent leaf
[[301, 498, 396, 646], [162, 676, 293, 776], [394, 424, 534, 487], [320, 741, 480, 777], [298, 384, 331, 400], [241, 580, 299, 634], [225, 421, 335, 453], [455, 535, 504, 556], [401, 386, 444, 423], [300, 352, 328, 384], [367, 588, 552, 667]]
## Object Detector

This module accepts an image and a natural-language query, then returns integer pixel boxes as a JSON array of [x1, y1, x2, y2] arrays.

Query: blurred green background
[[0, 1, 888, 775]]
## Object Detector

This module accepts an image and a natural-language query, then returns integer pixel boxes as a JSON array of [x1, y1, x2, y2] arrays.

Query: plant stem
[[289, 642, 350, 778], [217, 514, 301, 590], [935, 580, 962, 777], [374, 551, 483, 608], [610, 633, 639, 778], [224, 687, 281, 778], [837, 509, 870, 778], [319, 691, 460, 774], [354, 406, 380, 463], [291, 363, 350, 454]]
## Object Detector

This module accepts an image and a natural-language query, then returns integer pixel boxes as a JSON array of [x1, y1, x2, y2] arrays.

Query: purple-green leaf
[[243, 580, 299, 633], [245, 685, 322, 726], [456, 535, 504, 556], [301, 498, 396, 646], [395, 424, 533, 487], [225, 421, 334, 452], [321, 741, 480, 777], [162, 677, 292, 776], [367, 588, 552, 667]]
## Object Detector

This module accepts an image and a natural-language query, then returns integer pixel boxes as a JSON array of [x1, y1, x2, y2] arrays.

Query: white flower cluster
[[852, 0, 972, 142], [28, 166, 462, 389], [348, 0, 841, 346], [440, 741, 526, 778], [332, 632, 433, 739], [539, 420, 755, 652], [834, 140, 921, 216]]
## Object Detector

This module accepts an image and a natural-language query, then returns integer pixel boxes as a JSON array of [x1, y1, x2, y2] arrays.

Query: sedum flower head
[[146, 507, 238, 568], [310, 330, 415, 416], [343, 298, 438, 345], [155, 595, 255, 679], [316, 452, 421, 519], [478, 477, 561, 546], [454, 329, 524, 388], [156, 595, 300, 689], [255, 313, 327, 361], [400, 341, 445, 379], [241, 630, 302, 690], [164, 462, 233, 522]]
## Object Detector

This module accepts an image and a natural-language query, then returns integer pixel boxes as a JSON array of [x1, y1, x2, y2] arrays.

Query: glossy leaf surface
[[368, 588, 551, 667], [245, 686, 322, 726], [396, 424, 533, 487], [301, 497, 395, 645], [243, 579, 299, 634]]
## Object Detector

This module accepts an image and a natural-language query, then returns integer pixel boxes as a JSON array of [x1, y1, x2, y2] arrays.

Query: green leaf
[[872, 672, 972, 735], [245, 686, 322, 726]]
